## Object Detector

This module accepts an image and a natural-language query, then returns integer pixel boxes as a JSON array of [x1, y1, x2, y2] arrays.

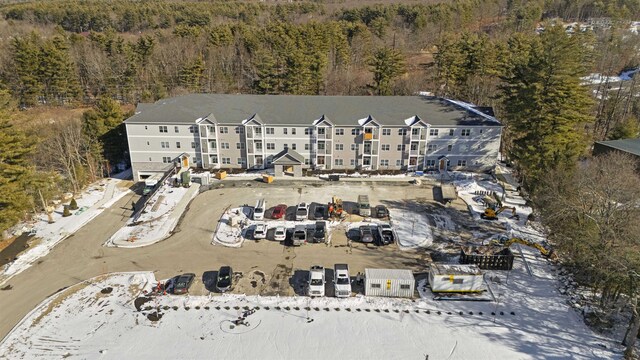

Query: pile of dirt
[[134, 297, 151, 312], [147, 311, 163, 322], [100, 287, 113, 294]]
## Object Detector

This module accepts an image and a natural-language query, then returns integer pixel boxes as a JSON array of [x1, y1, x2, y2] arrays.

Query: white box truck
[[334, 264, 351, 298], [357, 195, 371, 217]]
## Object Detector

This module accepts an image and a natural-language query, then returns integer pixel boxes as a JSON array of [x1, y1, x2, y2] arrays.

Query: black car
[[216, 266, 233, 292], [359, 225, 374, 243], [312, 204, 327, 220], [173, 273, 195, 294], [375, 205, 389, 219], [312, 221, 326, 243]]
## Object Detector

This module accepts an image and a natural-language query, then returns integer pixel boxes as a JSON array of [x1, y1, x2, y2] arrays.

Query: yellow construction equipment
[[489, 237, 555, 258], [481, 205, 518, 220], [328, 196, 344, 219]]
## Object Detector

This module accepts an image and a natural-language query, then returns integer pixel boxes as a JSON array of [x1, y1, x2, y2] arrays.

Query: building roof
[[272, 149, 305, 165], [365, 268, 415, 281], [430, 264, 482, 275], [594, 138, 640, 157], [124, 94, 502, 127]]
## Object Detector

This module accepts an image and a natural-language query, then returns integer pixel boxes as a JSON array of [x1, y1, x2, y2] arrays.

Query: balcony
[[363, 148, 378, 156]]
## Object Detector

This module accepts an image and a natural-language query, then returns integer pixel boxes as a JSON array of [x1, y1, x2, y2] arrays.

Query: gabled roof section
[[196, 115, 216, 125], [124, 94, 502, 127], [313, 115, 334, 127], [595, 138, 640, 157], [272, 148, 305, 165], [358, 115, 380, 127], [403, 115, 427, 127], [242, 113, 263, 126]]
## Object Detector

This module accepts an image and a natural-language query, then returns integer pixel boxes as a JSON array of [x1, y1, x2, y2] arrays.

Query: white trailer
[[429, 264, 484, 293], [364, 268, 415, 298]]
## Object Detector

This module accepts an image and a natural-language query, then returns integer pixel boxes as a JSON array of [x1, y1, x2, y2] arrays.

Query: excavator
[[488, 237, 555, 258], [481, 205, 519, 220], [328, 196, 345, 219]]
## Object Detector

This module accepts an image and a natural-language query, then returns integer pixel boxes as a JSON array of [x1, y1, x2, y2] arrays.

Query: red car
[[272, 204, 288, 219]]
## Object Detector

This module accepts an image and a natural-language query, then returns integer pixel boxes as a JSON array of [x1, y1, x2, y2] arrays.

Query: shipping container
[[364, 268, 415, 298], [429, 264, 484, 293]]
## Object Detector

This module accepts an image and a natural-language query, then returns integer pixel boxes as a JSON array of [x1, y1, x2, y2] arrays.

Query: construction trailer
[[364, 268, 415, 298], [429, 264, 484, 293], [459, 246, 515, 270], [440, 184, 457, 203]]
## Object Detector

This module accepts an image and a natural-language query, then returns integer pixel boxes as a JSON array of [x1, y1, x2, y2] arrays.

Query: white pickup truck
[[308, 266, 325, 297], [295, 203, 309, 221], [333, 264, 351, 298]]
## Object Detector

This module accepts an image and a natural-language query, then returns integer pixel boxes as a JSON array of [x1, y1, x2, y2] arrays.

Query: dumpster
[[215, 171, 227, 180], [262, 175, 274, 183]]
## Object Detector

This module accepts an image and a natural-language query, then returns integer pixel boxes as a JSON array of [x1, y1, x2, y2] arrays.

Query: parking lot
[[162, 179, 504, 297]]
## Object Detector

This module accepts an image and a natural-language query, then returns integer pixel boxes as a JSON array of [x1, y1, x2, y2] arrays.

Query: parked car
[[295, 203, 309, 221], [274, 226, 287, 241], [254, 199, 266, 220], [377, 224, 396, 245], [312, 221, 326, 243], [334, 264, 351, 298], [292, 225, 307, 246], [272, 204, 287, 219], [173, 273, 195, 294], [359, 225, 374, 243], [312, 204, 327, 220], [253, 223, 267, 240], [216, 266, 233, 292], [308, 266, 325, 297], [375, 205, 389, 219]]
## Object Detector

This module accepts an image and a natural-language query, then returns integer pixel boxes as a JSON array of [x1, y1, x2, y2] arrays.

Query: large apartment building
[[124, 94, 502, 181]]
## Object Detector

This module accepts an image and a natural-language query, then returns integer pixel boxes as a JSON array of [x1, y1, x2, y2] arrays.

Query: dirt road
[[0, 180, 490, 340]]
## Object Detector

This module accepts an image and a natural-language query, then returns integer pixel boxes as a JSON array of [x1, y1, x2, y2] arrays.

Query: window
[[254, 127, 262, 135], [148, 157, 152, 161], [159, 126, 168, 133], [236, 127, 244, 134], [427, 144, 437, 151], [176, 142, 181, 149], [380, 159, 389, 166], [412, 128, 420, 135], [426, 160, 436, 167], [284, 144, 288, 149], [400, 284, 411, 290], [146, 141, 150, 146], [219, 127, 229, 134], [447, 144, 452, 152], [397, 144, 405, 151], [410, 143, 418, 151], [461, 129, 471, 136], [457, 160, 467, 166], [317, 142, 325, 150], [382, 129, 391, 136], [266, 127, 274, 135], [283, 128, 288, 135], [335, 144, 344, 151], [317, 128, 325, 135], [350, 159, 356, 166], [189, 126, 198, 133], [162, 156, 172, 163], [208, 126, 215, 134], [396, 160, 402, 166], [209, 140, 217, 149], [145, 126, 148, 130], [430, 129, 439, 136], [304, 128, 311, 135], [292, 128, 296, 135], [221, 142, 230, 149], [222, 158, 231, 165], [452, 278, 464, 284], [363, 158, 371, 166], [267, 143, 275, 150], [174, 126, 179, 133], [335, 159, 343, 166], [237, 143, 245, 149], [335, 128, 344, 136], [304, 159, 310, 165], [305, 144, 310, 150], [351, 144, 358, 151], [237, 158, 246, 165], [161, 141, 169, 148], [292, 144, 297, 150], [210, 155, 218, 163], [255, 142, 263, 150], [398, 129, 407, 135], [371, 283, 381, 289], [191, 142, 196, 149], [381, 144, 390, 151], [351, 129, 360, 135]]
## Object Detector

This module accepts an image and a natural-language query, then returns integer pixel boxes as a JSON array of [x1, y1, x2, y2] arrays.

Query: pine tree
[[367, 47, 405, 95], [179, 55, 206, 92], [500, 26, 594, 191], [12, 32, 43, 107], [82, 97, 126, 167]]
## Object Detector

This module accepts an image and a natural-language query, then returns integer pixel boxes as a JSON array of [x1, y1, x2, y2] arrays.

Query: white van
[[254, 199, 266, 220]]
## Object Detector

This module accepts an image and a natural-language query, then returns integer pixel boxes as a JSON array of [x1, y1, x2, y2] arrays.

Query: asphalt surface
[[0, 181, 473, 340]]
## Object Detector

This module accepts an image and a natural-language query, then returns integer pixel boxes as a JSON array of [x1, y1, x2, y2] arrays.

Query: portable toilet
[[181, 171, 191, 187]]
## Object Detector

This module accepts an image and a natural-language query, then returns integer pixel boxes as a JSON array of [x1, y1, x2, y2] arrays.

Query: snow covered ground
[[1, 178, 129, 284], [105, 182, 199, 248], [389, 206, 433, 250], [0, 260, 620, 359]]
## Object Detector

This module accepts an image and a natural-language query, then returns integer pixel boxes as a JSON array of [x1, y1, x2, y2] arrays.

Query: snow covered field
[[0, 253, 620, 359], [389, 206, 433, 249], [105, 183, 199, 248], [1, 178, 129, 284]]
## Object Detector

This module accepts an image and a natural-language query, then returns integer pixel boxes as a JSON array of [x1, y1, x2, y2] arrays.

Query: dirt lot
[[178, 180, 505, 297]]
